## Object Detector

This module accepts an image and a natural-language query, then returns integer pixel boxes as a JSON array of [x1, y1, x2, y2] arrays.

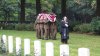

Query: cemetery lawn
[[0, 30, 100, 56]]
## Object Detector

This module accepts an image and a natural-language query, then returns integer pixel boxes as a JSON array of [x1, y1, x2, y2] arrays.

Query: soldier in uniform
[[35, 10, 49, 40], [48, 13, 57, 40], [43, 12, 49, 40], [34, 14, 41, 39], [35, 10, 45, 39]]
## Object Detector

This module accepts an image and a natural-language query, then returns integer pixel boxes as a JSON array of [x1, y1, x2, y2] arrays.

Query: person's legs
[[36, 24, 41, 39], [48, 22, 51, 39], [50, 23, 57, 40], [36, 29, 41, 39], [61, 39, 65, 43], [64, 39, 68, 44], [53, 25, 57, 40], [44, 24, 49, 40], [48, 25, 51, 39], [40, 24, 44, 39]]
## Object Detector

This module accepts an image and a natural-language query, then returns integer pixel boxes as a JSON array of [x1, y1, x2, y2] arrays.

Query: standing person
[[34, 10, 47, 39], [43, 11, 49, 40], [60, 16, 69, 44], [34, 13, 41, 39], [48, 13, 57, 40]]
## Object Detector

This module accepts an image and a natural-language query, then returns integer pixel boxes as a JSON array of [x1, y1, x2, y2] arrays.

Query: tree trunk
[[36, 0, 41, 15], [96, 0, 100, 16], [20, 0, 25, 23], [61, 0, 67, 18]]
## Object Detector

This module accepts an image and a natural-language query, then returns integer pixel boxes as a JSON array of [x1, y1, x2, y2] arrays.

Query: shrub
[[0, 22, 35, 31], [69, 20, 81, 31], [0, 23, 15, 30], [91, 16, 100, 34], [0, 23, 4, 30], [3, 23, 15, 30], [73, 25, 80, 32], [79, 24, 92, 33], [15, 23, 26, 31], [15, 23, 35, 31], [25, 23, 34, 31]]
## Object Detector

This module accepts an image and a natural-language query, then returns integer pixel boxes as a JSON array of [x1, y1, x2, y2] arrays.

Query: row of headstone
[[1, 35, 90, 56]]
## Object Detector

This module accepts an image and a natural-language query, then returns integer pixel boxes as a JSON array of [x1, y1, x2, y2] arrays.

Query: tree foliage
[[0, 0, 97, 23], [67, 0, 96, 23]]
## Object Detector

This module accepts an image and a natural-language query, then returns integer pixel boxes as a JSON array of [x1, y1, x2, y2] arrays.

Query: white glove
[[65, 24, 68, 27]]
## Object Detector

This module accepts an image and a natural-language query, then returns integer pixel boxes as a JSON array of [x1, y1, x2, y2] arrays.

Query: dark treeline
[[0, 0, 99, 22]]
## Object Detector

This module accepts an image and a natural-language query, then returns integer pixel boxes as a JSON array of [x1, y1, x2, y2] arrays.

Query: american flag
[[47, 14, 56, 22]]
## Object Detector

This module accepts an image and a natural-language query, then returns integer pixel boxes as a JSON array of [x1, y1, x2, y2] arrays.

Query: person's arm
[[34, 15, 40, 29], [65, 21, 68, 27], [61, 21, 67, 28], [65, 23, 68, 27], [35, 16, 39, 24]]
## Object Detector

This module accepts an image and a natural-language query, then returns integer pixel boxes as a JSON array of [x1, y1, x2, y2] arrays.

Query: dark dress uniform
[[60, 20, 69, 44]]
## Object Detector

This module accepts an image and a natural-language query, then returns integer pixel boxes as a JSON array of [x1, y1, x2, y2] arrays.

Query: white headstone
[[2, 35, 7, 44], [24, 39, 30, 56], [46, 42, 54, 56], [34, 40, 41, 56], [1, 35, 7, 52], [16, 37, 21, 56], [60, 44, 69, 56], [8, 36, 13, 53], [78, 48, 90, 56]]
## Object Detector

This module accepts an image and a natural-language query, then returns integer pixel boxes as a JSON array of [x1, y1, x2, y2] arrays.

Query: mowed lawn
[[0, 30, 100, 56]]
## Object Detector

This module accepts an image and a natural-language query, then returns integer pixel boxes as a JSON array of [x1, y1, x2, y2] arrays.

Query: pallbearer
[[35, 12, 42, 39], [35, 10, 49, 39], [48, 12, 57, 40]]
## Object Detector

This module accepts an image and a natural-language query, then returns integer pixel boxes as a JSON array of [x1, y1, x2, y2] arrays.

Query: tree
[[0, 0, 16, 21], [96, 0, 100, 16], [20, 0, 25, 23], [51, 0, 61, 14], [36, 0, 41, 15], [61, 0, 67, 18]]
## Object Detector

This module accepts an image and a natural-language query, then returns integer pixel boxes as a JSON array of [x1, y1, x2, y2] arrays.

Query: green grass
[[0, 30, 100, 56]]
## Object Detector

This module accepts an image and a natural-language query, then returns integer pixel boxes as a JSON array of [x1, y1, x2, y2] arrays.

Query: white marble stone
[[78, 48, 90, 56], [24, 39, 30, 56], [46, 42, 54, 56], [60, 44, 69, 56], [8, 36, 13, 53], [34, 40, 41, 56], [16, 37, 21, 55], [1, 35, 7, 52]]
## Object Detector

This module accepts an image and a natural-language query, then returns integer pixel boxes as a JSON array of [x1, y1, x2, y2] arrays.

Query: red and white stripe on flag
[[38, 13, 48, 21], [48, 14, 56, 22]]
